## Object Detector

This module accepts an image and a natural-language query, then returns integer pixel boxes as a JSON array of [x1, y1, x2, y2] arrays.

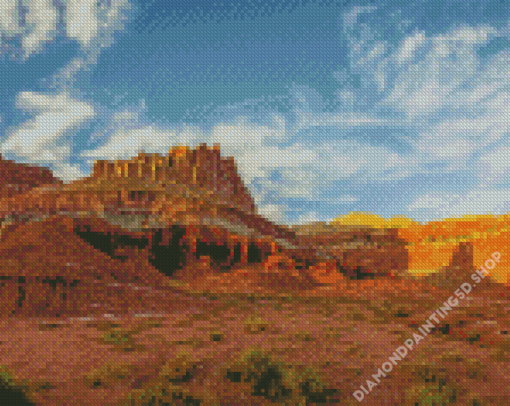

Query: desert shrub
[[224, 349, 340, 404], [294, 367, 340, 404], [0, 367, 36, 406], [407, 382, 457, 405], [224, 350, 293, 402], [402, 362, 460, 405], [159, 351, 199, 383], [121, 385, 203, 406]]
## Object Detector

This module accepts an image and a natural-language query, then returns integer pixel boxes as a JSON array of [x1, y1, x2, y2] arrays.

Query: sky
[[1, 0, 510, 226]]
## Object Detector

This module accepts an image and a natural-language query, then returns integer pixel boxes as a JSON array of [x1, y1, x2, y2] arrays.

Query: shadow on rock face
[[338, 265, 375, 280], [74, 222, 190, 278], [195, 240, 232, 270], [247, 242, 263, 264], [73, 223, 149, 261], [148, 226, 188, 277]]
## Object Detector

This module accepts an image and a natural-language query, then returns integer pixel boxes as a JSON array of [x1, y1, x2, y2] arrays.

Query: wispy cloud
[[1, 91, 95, 181], [407, 190, 510, 220], [0, 0, 134, 181], [256, 203, 289, 224], [0, 0, 133, 63], [0, 0, 58, 61]]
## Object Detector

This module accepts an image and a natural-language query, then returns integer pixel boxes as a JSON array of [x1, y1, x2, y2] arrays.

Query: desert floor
[[1, 269, 509, 406]]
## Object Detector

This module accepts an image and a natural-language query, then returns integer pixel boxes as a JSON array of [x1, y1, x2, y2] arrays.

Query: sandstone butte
[[0, 143, 412, 318], [422, 240, 502, 293]]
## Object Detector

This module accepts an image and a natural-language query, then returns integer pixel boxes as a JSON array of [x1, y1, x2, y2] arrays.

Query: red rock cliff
[[89, 143, 256, 215], [0, 154, 62, 199]]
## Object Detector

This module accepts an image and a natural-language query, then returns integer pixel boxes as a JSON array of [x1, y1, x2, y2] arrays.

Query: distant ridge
[[0, 154, 62, 199]]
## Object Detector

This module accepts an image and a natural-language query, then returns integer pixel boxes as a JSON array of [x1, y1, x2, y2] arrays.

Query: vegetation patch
[[0, 366, 37, 406], [158, 350, 201, 383], [406, 382, 457, 405], [114, 349, 211, 405], [400, 361, 463, 405], [98, 329, 145, 352], [90, 318, 166, 352], [119, 384, 204, 406], [84, 362, 142, 389], [223, 349, 340, 404]]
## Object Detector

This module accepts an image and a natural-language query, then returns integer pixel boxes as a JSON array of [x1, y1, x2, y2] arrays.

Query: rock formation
[[0, 144, 327, 317], [0, 143, 419, 316], [0, 154, 62, 199], [291, 223, 409, 279], [88, 143, 257, 215], [449, 241, 475, 271], [424, 242, 476, 288]]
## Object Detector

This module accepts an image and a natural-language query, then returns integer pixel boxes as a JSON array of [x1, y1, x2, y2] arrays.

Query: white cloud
[[88, 126, 177, 156], [0, 0, 58, 60], [379, 25, 501, 119], [2, 91, 95, 161], [293, 211, 321, 225], [395, 31, 426, 66], [81, 124, 203, 163], [479, 145, 510, 173], [0, 2, 132, 183], [80, 98, 209, 164], [0, 0, 132, 62], [298, 111, 395, 130], [52, 163, 88, 183], [477, 145, 510, 187], [331, 13, 510, 204], [342, 6, 378, 32], [66, 0, 100, 48], [49, 0, 133, 91], [316, 139, 418, 183], [14, 91, 94, 117], [322, 195, 359, 204], [22, 0, 59, 59], [1, 91, 94, 182], [414, 136, 480, 159], [337, 21, 510, 176], [407, 193, 460, 211], [268, 166, 323, 199], [0, 0, 19, 36], [407, 190, 510, 219], [65, 0, 132, 51], [256, 204, 289, 224], [201, 111, 418, 203], [269, 114, 287, 132], [208, 117, 319, 184]]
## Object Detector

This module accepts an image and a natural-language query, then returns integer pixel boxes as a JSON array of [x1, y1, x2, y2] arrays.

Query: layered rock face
[[0, 144, 255, 222], [0, 143, 418, 316], [291, 222, 409, 278], [89, 143, 256, 215]]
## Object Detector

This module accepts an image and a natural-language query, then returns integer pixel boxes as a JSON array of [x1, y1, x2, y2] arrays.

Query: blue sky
[[1, 0, 510, 225]]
